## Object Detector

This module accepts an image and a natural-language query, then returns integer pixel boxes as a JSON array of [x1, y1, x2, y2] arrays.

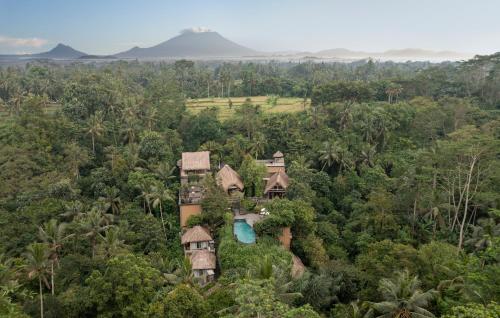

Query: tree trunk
[[39, 277, 44, 318], [91, 134, 96, 155], [457, 156, 477, 251], [51, 261, 54, 295], [159, 202, 168, 243]]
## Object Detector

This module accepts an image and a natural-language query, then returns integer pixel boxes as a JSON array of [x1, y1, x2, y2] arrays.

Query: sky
[[0, 0, 499, 55]]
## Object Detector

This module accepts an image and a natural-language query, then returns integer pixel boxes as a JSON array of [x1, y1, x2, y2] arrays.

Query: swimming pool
[[234, 219, 256, 244]]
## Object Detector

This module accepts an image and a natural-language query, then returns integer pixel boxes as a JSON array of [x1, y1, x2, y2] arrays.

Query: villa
[[181, 225, 215, 255], [178, 151, 211, 227], [181, 225, 216, 284], [257, 151, 290, 199], [190, 250, 216, 284]]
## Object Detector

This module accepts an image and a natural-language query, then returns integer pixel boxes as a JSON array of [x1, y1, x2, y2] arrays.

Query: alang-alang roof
[[181, 151, 210, 171], [217, 165, 244, 192], [181, 226, 213, 244], [264, 171, 289, 193], [190, 250, 216, 270]]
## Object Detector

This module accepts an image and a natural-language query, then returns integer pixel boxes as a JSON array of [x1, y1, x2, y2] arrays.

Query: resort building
[[181, 225, 217, 285], [181, 225, 215, 255], [190, 249, 216, 284], [216, 164, 244, 195], [178, 151, 211, 227], [179, 151, 211, 185], [264, 170, 289, 199], [257, 151, 290, 199]]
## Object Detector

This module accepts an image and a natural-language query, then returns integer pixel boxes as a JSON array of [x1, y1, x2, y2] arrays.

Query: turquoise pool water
[[234, 219, 256, 244]]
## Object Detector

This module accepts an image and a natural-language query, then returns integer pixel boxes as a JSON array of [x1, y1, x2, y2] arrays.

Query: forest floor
[[186, 96, 310, 120]]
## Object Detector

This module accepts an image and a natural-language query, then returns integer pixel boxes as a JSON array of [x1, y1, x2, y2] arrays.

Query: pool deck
[[233, 211, 264, 227]]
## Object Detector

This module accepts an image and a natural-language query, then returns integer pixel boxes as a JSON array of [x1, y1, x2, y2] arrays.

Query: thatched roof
[[181, 151, 210, 171], [181, 226, 213, 244], [190, 250, 216, 270], [264, 171, 289, 193], [273, 151, 284, 158], [217, 165, 244, 192]]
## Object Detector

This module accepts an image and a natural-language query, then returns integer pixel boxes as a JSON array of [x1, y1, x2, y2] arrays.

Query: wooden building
[[178, 151, 211, 227]]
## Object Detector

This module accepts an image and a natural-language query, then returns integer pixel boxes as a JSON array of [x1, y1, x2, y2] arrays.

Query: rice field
[[186, 96, 310, 120]]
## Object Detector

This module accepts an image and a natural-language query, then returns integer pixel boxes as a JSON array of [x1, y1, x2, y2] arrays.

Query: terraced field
[[0, 97, 310, 120], [186, 96, 309, 120]]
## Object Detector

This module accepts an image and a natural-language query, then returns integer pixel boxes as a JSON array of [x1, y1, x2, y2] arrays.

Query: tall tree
[[24, 243, 50, 318]]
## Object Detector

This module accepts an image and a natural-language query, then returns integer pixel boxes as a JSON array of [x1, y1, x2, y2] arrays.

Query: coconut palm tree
[[249, 132, 266, 159], [136, 181, 154, 214], [60, 200, 85, 221], [63, 141, 90, 180], [38, 220, 74, 295], [150, 183, 174, 242], [24, 243, 50, 318], [97, 227, 126, 258], [99, 186, 121, 215], [148, 161, 177, 186], [319, 140, 352, 172], [248, 256, 302, 304], [370, 270, 437, 318], [79, 209, 113, 258], [86, 110, 105, 155]]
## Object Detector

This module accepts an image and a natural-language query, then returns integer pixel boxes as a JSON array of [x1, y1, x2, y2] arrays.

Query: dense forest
[[0, 54, 499, 318]]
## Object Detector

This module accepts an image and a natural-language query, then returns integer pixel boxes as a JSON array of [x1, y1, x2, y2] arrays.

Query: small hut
[[217, 164, 244, 195], [190, 250, 216, 284], [181, 226, 214, 254]]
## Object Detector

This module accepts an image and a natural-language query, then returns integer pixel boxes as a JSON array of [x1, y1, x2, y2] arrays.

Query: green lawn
[[186, 96, 309, 120]]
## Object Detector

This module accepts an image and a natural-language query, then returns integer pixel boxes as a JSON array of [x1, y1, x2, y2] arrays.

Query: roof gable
[[264, 171, 289, 193], [217, 165, 244, 192]]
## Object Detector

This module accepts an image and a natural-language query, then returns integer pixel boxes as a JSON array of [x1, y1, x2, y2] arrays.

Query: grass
[[186, 96, 310, 120]]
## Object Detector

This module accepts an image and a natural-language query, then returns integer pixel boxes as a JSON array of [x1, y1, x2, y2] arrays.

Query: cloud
[[0, 35, 48, 47], [180, 27, 212, 34]]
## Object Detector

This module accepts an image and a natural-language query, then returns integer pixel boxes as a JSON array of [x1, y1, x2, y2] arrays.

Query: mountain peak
[[116, 31, 257, 58], [33, 43, 87, 59]]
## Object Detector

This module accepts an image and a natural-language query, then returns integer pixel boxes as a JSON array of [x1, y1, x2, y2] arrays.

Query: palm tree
[[136, 181, 154, 214], [249, 132, 266, 159], [163, 257, 195, 286], [86, 110, 105, 155], [38, 220, 74, 295], [60, 200, 85, 221], [465, 215, 500, 251], [150, 183, 174, 242], [370, 270, 437, 318], [97, 227, 125, 258], [64, 141, 90, 180], [24, 243, 50, 318], [99, 186, 121, 215], [79, 209, 113, 258], [200, 140, 223, 167], [148, 162, 177, 186], [319, 140, 352, 172], [249, 256, 301, 304]]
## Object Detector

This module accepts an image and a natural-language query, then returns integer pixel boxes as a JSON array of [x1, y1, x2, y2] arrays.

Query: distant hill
[[31, 43, 87, 59], [116, 30, 258, 58], [315, 48, 472, 61]]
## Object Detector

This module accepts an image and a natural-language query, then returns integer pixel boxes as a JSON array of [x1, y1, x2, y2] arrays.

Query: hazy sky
[[0, 0, 499, 55]]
